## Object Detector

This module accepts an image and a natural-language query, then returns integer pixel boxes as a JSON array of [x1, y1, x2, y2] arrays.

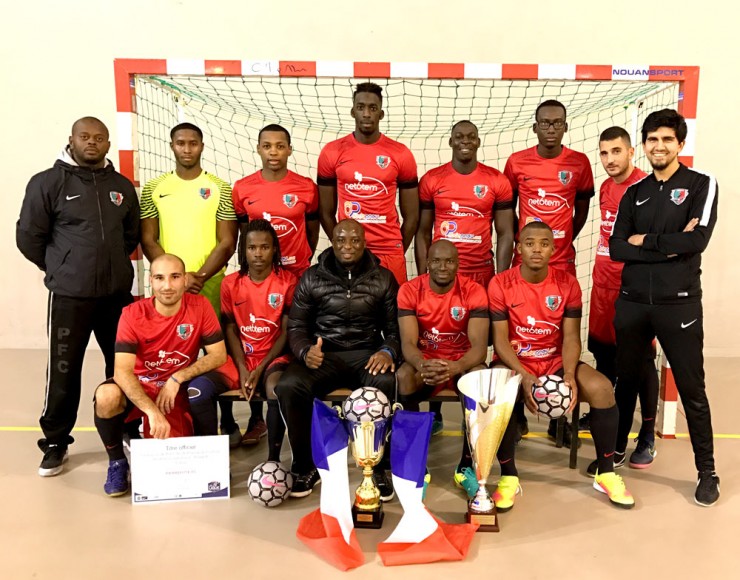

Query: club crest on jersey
[[109, 191, 123, 206], [376, 155, 390, 169], [268, 293, 284, 310], [558, 171, 573, 185], [200, 188, 211, 200], [545, 295, 562, 312], [176, 324, 194, 340], [473, 185, 489, 198], [450, 306, 466, 321], [670, 188, 689, 205], [283, 194, 297, 208]]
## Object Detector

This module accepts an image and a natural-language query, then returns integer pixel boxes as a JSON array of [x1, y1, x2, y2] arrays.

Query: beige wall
[[2, 1, 738, 355]]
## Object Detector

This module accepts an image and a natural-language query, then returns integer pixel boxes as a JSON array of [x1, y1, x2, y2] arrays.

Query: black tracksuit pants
[[275, 349, 396, 474], [614, 297, 714, 472], [41, 292, 132, 445]]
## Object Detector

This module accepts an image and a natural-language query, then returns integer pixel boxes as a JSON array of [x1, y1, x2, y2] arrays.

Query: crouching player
[[93, 254, 236, 496], [222, 219, 296, 460], [487, 222, 635, 509], [396, 240, 489, 494]]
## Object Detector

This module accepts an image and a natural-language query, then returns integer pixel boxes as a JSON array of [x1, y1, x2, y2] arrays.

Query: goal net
[[133, 74, 679, 344]]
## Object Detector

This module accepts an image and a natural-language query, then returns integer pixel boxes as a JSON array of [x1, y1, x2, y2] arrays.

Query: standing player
[[611, 109, 720, 506], [92, 254, 235, 497], [504, 100, 595, 444], [231, 124, 318, 444], [583, 127, 655, 473], [222, 220, 297, 461], [17, 117, 139, 477], [140, 123, 240, 444], [396, 240, 488, 495], [416, 120, 515, 287], [488, 222, 634, 510], [318, 82, 419, 284]]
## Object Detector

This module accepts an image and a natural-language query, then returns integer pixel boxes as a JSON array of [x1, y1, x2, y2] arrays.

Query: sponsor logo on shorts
[[109, 191, 123, 206]]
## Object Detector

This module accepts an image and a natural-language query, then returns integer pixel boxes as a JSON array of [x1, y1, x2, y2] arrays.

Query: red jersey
[[317, 133, 418, 254], [220, 268, 297, 367], [488, 267, 582, 364], [398, 273, 488, 359], [115, 293, 224, 389], [504, 146, 594, 269], [232, 170, 318, 277], [419, 162, 514, 271], [593, 167, 648, 289]]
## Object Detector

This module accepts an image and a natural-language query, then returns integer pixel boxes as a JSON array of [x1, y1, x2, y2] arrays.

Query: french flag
[[296, 400, 364, 571], [378, 410, 479, 566]]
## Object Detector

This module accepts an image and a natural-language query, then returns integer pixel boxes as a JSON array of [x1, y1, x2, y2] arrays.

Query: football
[[247, 461, 293, 508], [531, 375, 573, 419], [342, 386, 391, 423]]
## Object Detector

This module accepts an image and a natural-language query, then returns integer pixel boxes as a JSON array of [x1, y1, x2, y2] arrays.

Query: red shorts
[[244, 353, 293, 373], [588, 284, 619, 345], [517, 357, 564, 379], [459, 264, 495, 289], [376, 251, 408, 285], [122, 382, 194, 438], [420, 351, 464, 397]]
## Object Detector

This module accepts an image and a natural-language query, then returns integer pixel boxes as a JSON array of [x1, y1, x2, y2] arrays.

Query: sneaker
[[547, 419, 582, 449], [694, 470, 720, 507], [593, 471, 635, 509], [629, 438, 657, 469], [454, 465, 480, 499], [431, 419, 444, 436], [104, 459, 130, 497], [373, 468, 395, 502], [38, 440, 68, 477], [577, 412, 591, 431], [241, 419, 267, 446], [586, 451, 626, 477], [290, 469, 321, 498], [222, 423, 242, 449], [493, 475, 521, 512], [422, 469, 431, 501]]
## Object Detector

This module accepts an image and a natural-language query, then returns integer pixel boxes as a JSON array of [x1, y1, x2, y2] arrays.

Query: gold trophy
[[457, 368, 521, 532], [341, 387, 394, 529]]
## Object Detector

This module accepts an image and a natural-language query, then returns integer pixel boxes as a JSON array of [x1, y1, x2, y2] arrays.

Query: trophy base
[[466, 507, 499, 532], [352, 504, 384, 529]]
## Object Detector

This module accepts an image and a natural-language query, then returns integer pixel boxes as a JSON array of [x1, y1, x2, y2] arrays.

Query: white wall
[[2, 1, 738, 355]]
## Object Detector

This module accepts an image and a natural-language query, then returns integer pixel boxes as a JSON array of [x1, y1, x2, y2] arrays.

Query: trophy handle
[[391, 402, 403, 412]]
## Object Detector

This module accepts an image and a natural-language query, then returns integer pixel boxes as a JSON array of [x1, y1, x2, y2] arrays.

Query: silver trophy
[[457, 368, 521, 532]]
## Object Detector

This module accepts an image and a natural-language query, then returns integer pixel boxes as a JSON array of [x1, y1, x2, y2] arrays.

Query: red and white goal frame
[[113, 59, 700, 439]]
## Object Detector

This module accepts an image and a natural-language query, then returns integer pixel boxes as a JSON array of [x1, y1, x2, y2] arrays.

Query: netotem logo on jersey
[[345, 172, 387, 199], [528, 188, 569, 214], [109, 191, 123, 206], [262, 212, 298, 237], [670, 188, 689, 205], [473, 185, 489, 199], [176, 324, 194, 340], [450, 306, 466, 321], [240, 313, 278, 340], [515, 315, 558, 338], [200, 188, 211, 200], [376, 155, 391, 169], [268, 293, 284, 310], [545, 295, 562, 311], [558, 171, 572, 186], [283, 194, 297, 208]]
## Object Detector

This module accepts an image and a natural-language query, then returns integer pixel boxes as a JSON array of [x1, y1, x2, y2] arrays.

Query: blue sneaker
[[104, 459, 130, 497], [431, 419, 444, 436], [454, 465, 479, 499]]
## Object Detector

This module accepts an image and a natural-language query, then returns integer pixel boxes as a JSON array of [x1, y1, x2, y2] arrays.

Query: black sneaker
[[586, 451, 626, 477], [37, 439, 68, 477], [547, 419, 582, 449], [290, 469, 321, 498], [695, 470, 720, 507], [373, 468, 395, 502]]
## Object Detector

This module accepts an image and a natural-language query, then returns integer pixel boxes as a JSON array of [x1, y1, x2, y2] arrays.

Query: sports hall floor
[[1, 349, 737, 579]]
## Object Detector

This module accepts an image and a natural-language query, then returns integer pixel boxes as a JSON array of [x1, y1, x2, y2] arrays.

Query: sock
[[124, 418, 142, 439], [248, 401, 265, 429], [590, 405, 619, 474], [429, 401, 443, 422], [94, 413, 126, 461], [266, 400, 285, 462], [219, 399, 237, 433], [496, 415, 519, 477], [459, 432, 473, 470]]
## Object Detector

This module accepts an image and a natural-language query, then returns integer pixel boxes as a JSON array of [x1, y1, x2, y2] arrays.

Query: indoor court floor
[[1, 349, 736, 579]]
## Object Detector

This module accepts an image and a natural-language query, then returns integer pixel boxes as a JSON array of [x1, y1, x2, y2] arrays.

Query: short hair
[[258, 123, 291, 145], [71, 116, 108, 137], [170, 122, 203, 141], [600, 126, 631, 146], [519, 220, 553, 237], [353, 82, 383, 105], [239, 219, 282, 275], [535, 100, 567, 121], [150, 253, 186, 273], [641, 109, 687, 143], [451, 120, 478, 134]]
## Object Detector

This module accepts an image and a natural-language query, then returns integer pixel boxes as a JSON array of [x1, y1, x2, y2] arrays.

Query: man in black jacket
[[16, 117, 140, 477], [610, 109, 720, 507], [275, 219, 400, 498]]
